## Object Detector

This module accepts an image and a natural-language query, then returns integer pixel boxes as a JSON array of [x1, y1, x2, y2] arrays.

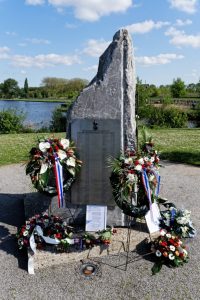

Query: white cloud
[[25, 38, 51, 44], [83, 65, 98, 72], [5, 31, 17, 36], [83, 39, 110, 57], [136, 53, 184, 66], [20, 70, 27, 74], [174, 19, 192, 26], [166, 27, 200, 48], [26, 0, 132, 21], [0, 46, 10, 59], [125, 20, 170, 34], [169, 0, 198, 14], [25, 0, 45, 4], [11, 53, 81, 68], [65, 23, 77, 29]]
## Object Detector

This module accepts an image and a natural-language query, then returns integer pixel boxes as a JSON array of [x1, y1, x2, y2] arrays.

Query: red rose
[[55, 233, 62, 239], [134, 160, 139, 166]]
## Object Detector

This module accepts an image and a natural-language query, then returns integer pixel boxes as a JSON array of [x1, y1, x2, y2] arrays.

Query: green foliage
[[0, 109, 25, 133], [2, 78, 20, 98], [50, 108, 66, 132], [170, 78, 186, 98], [24, 78, 29, 98], [138, 105, 188, 128]]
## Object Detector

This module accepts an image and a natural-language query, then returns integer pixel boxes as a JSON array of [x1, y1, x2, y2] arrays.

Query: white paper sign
[[145, 203, 161, 234], [86, 205, 107, 232]]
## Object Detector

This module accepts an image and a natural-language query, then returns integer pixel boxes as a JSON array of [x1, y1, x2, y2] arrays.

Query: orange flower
[[163, 251, 168, 257], [175, 251, 179, 256]]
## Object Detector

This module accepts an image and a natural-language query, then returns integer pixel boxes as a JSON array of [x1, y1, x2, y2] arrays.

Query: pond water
[[0, 100, 64, 129]]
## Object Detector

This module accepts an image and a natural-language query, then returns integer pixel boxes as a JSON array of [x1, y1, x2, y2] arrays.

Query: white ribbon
[[28, 225, 74, 274]]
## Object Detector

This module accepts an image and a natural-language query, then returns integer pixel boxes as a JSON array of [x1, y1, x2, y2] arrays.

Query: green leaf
[[151, 261, 163, 275]]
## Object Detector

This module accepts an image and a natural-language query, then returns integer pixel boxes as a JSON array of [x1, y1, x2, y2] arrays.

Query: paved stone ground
[[0, 162, 199, 300]]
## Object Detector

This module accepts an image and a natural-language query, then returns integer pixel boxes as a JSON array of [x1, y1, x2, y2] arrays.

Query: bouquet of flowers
[[26, 137, 82, 194], [151, 229, 189, 274], [160, 207, 196, 238]]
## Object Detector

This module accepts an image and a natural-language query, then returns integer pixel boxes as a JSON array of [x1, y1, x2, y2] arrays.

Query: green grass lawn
[[0, 132, 65, 166], [145, 128, 200, 166], [0, 129, 199, 166]]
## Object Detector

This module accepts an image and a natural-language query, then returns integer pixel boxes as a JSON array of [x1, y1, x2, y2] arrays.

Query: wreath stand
[[86, 191, 153, 272]]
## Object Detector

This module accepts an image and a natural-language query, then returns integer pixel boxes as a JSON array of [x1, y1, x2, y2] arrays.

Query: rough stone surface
[[65, 29, 136, 226], [67, 29, 136, 150]]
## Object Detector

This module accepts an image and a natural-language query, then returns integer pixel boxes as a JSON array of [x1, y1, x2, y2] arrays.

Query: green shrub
[[50, 108, 66, 132], [138, 105, 188, 128], [0, 109, 25, 133]]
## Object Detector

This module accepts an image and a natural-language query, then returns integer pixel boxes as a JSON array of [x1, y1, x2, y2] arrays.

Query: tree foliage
[[170, 78, 186, 98], [2, 78, 20, 98]]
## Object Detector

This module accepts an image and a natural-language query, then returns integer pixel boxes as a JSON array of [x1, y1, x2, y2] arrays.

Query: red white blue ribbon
[[141, 170, 152, 208], [54, 155, 64, 208]]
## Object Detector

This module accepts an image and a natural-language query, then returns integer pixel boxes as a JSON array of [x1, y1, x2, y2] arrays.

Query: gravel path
[[0, 162, 199, 300]]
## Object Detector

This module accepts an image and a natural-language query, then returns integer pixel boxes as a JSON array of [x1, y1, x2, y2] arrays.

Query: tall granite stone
[[65, 29, 136, 226]]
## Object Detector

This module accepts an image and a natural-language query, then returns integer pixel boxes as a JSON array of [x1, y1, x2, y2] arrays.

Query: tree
[[24, 78, 29, 98], [2, 78, 20, 99], [170, 78, 186, 98]]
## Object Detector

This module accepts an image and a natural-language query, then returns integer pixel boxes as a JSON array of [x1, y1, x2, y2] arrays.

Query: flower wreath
[[26, 137, 82, 195], [110, 131, 161, 218]]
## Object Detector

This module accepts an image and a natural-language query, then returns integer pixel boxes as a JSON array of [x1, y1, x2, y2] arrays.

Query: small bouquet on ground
[[16, 214, 73, 251], [151, 229, 189, 275], [26, 137, 82, 194], [160, 207, 196, 238]]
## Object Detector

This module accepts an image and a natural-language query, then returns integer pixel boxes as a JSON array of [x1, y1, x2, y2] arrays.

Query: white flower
[[60, 138, 70, 150], [66, 157, 76, 167], [156, 250, 162, 257], [138, 158, 144, 164], [57, 149, 67, 160], [127, 173, 136, 183], [166, 233, 172, 238], [23, 231, 29, 236], [18, 238, 24, 245], [160, 229, 167, 236], [151, 156, 155, 162], [144, 157, 149, 162], [183, 249, 188, 256], [149, 174, 155, 182], [134, 164, 142, 171], [124, 158, 133, 164], [26, 225, 30, 230], [39, 142, 50, 152], [40, 162, 48, 174], [169, 245, 175, 252], [169, 253, 175, 260]]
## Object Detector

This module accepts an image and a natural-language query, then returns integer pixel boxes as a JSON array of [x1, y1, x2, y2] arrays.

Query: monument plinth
[[65, 29, 136, 226]]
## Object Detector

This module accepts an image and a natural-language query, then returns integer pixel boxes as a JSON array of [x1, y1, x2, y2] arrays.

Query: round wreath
[[26, 137, 82, 194], [110, 138, 160, 218]]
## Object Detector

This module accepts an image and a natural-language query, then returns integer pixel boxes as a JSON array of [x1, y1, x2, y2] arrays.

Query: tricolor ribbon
[[151, 168, 161, 197], [141, 170, 152, 209], [54, 155, 65, 208]]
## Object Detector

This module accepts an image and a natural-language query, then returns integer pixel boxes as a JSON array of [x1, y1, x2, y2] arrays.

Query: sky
[[0, 0, 200, 87]]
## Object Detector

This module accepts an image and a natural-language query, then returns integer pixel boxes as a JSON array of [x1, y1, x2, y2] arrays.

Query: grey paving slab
[[0, 162, 199, 300]]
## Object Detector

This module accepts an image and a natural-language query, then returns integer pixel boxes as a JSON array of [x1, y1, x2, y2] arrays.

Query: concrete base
[[24, 192, 129, 227], [29, 225, 150, 272]]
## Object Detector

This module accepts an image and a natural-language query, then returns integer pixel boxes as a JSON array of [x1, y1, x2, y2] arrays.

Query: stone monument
[[65, 28, 136, 226]]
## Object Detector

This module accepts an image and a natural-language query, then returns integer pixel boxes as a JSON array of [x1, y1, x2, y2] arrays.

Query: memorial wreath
[[110, 131, 161, 218], [26, 137, 82, 205]]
